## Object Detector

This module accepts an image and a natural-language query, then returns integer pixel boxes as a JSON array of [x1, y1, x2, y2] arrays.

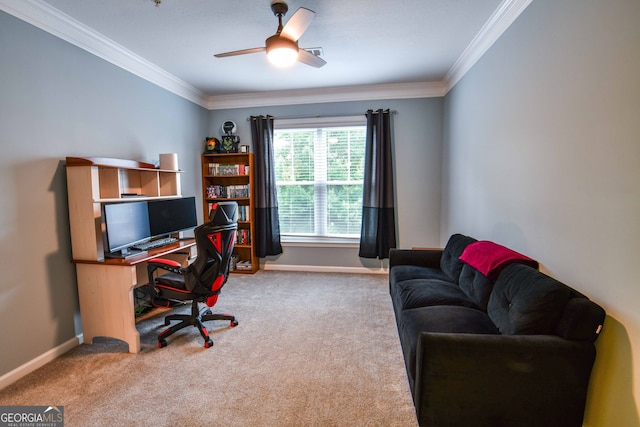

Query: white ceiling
[[2, 0, 531, 108]]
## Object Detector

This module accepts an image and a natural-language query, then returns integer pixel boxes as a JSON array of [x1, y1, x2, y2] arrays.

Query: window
[[274, 116, 366, 241]]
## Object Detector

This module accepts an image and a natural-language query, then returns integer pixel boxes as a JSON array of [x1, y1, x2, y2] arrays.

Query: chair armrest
[[389, 248, 443, 269], [147, 258, 187, 285], [148, 258, 181, 268], [413, 332, 596, 426]]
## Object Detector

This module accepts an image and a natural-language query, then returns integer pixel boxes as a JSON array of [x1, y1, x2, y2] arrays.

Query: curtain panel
[[359, 109, 397, 259], [250, 115, 283, 257]]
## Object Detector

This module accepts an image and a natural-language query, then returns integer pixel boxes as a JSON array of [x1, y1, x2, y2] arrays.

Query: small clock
[[222, 120, 237, 135]]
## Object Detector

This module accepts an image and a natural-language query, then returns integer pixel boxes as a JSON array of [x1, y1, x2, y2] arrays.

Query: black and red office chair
[[146, 201, 238, 348]]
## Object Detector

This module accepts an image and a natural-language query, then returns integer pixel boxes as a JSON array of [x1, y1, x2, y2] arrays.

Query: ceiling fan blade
[[298, 49, 326, 68], [214, 47, 265, 58], [280, 7, 315, 41]]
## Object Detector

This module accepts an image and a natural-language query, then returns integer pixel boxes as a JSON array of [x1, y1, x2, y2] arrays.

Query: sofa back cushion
[[488, 264, 571, 335], [440, 234, 476, 282], [458, 264, 495, 311]]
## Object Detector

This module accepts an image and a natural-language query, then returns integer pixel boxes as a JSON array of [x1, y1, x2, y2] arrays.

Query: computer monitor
[[103, 201, 151, 258], [147, 197, 198, 238]]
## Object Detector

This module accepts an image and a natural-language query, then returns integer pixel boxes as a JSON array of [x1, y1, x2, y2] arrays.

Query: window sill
[[281, 236, 360, 248]]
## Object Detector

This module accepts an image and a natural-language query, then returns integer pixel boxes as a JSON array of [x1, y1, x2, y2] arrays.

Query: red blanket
[[459, 240, 538, 279]]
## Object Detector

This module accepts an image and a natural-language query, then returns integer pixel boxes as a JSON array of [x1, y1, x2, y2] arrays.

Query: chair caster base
[[231, 320, 238, 327], [158, 339, 167, 348], [204, 339, 214, 348]]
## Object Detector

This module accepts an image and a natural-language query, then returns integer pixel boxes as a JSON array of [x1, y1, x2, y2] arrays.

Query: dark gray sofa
[[389, 234, 605, 427]]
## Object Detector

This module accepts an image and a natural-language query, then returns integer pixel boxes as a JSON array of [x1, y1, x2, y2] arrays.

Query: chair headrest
[[208, 201, 238, 226]]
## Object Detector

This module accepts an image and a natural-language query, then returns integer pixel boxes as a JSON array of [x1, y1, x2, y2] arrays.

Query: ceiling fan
[[214, 1, 326, 68]]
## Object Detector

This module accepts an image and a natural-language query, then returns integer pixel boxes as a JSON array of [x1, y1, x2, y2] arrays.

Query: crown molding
[[2, 0, 530, 109], [443, 0, 533, 92], [0, 0, 208, 107], [206, 82, 447, 110]]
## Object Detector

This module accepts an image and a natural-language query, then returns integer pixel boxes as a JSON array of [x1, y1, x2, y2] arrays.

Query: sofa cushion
[[400, 306, 499, 381], [440, 234, 476, 282], [457, 264, 495, 311], [488, 264, 571, 335], [389, 265, 451, 287], [395, 279, 477, 311]]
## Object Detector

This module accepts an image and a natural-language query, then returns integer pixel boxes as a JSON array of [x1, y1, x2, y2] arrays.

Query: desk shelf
[[65, 156, 183, 261]]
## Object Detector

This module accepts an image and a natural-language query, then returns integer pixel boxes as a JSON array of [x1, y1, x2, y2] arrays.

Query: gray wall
[[443, 0, 640, 425], [4, 1, 638, 424], [209, 98, 443, 270], [0, 12, 209, 377]]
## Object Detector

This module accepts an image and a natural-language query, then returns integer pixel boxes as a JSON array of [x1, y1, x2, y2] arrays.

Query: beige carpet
[[0, 271, 417, 426]]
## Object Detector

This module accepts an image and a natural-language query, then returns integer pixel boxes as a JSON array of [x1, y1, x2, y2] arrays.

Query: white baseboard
[[260, 264, 388, 275], [0, 335, 82, 391]]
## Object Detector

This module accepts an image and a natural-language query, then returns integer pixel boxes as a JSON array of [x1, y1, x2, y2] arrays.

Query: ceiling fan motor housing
[[266, 35, 298, 53]]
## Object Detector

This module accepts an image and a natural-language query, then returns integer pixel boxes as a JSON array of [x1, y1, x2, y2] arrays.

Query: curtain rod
[[246, 110, 397, 121]]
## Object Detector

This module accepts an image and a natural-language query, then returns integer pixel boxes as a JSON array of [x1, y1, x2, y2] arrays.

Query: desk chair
[[146, 201, 238, 348]]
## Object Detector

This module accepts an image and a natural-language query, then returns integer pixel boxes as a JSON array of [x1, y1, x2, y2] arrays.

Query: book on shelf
[[236, 229, 251, 245], [238, 205, 251, 221], [206, 184, 250, 199], [207, 163, 250, 176], [229, 255, 239, 271], [235, 261, 253, 271]]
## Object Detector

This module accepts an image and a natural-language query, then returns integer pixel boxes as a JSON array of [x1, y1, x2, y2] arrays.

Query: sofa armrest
[[414, 332, 596, 427], [389, 248, 443, 269]]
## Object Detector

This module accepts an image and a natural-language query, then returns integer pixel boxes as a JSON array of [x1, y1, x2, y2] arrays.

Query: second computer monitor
[[147, 196, 198, 238]]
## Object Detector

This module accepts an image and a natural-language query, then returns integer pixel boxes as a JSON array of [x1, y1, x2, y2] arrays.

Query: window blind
[[274, 124, 366, 238]]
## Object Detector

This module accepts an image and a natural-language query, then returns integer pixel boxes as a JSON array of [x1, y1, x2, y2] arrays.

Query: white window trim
[[274, 115, 366, 244], [280, 235, 360, 248]]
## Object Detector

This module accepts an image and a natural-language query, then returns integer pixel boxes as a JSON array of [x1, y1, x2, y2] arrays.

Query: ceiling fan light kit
[[214, 1, 326, 68], [266, 35, 299, 67]]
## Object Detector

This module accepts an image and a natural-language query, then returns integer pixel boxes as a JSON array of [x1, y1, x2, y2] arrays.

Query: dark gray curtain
[[359, 109, 397, 259], [250, 115, 283, 257]]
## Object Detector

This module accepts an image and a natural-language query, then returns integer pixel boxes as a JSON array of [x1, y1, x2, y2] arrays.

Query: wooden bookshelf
[[202, 153, 258, 273]]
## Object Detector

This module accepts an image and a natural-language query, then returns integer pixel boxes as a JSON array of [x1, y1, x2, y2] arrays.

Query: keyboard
[[131, 237, 178, 251]]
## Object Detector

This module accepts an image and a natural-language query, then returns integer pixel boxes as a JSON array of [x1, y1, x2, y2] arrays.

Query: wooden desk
[[73, 239, 196, 353]]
